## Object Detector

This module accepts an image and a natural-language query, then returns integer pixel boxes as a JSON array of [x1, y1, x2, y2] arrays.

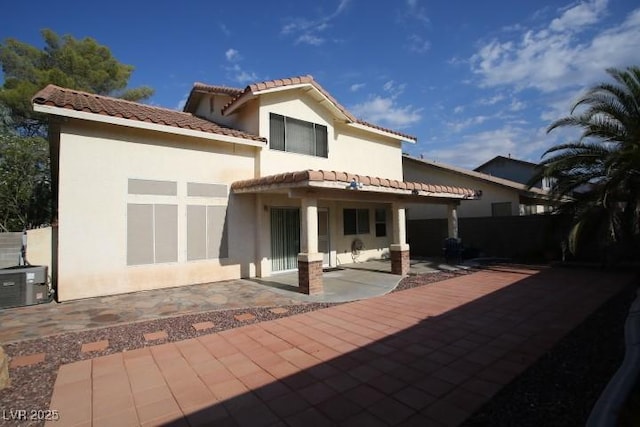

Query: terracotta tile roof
[[216, 75, 416, 141], [231, 170, 478, 198], [247, 75, 357, 121], [32, 85, 266, 142], [183, 82, 244, 112], [354, 119, 416, 142], [191, 82, 244, 97]]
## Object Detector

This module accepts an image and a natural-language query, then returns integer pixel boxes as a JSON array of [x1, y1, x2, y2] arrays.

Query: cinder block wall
[[407, 215, 564, 261], [0, 233, 22, 269]]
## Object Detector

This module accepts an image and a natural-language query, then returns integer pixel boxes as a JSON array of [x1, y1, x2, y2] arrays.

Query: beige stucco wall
[[255, 91, 404, 180], [332, 201, 393, 266], [403, 159, 520, 218], [55, 120, 258, 301], [254, 193, 393, 277]]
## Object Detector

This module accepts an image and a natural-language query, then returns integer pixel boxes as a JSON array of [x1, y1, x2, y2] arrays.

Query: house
[[403, 155, 557, 259], [32, 75, 478, 301], [474, 155, 553, 191], [402, 155, 553, 220]]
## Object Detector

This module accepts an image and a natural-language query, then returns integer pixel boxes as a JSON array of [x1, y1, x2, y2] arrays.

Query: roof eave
[[33, 103, 267, 148], [347, 122, 416, 143], [221, 91, 255, 116], [223, 82, 354, 123], [182, 89, 201, 113], [404, 155, 552, 196], [232, 179, 478, 201]]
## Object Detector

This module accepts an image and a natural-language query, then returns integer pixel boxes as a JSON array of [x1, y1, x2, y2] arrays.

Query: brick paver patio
[[45, 266, 632, 426]]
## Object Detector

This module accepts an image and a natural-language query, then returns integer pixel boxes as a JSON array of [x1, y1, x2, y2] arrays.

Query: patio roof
[[231, 170, 481, 202]]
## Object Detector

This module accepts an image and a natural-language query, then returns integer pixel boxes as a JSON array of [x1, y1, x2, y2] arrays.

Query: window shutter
[[270, 114, 285, 151], [315, 124, 328, 157]]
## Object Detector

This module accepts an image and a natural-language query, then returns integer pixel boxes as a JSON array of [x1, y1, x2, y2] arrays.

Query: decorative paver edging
[[587, 286, 640, 427]]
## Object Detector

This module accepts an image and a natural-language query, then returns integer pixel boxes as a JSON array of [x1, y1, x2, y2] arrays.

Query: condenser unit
[[0, 266, 49, 309]]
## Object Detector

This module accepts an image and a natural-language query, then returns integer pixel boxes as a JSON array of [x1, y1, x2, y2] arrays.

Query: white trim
[[346, 122, 416, 143], [254, 83, 351, 121], [252, 83, 312, 96], [306, 180, 472, 198], [33, 104, 267, 148], [233, 179, 475, 200]]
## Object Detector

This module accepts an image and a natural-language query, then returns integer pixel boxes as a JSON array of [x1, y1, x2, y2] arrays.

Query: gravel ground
[[0, 268, 634, 427], [463, 278, 638, 427]]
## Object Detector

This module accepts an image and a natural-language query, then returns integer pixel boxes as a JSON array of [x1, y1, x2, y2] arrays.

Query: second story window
[[270, 113, 328, 158]]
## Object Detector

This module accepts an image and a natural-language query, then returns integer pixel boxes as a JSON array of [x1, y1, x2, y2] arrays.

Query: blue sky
[[2, 0, 639, 168]]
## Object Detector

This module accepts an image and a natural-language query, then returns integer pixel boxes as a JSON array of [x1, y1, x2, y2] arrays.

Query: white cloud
[[227, 64, 257, 84], [428, 126, 550, 169], [225, 48, 240, 62], [446, 115, 489, 133], [540, 94, 575, 122], [429, 130, 518, 169], [351, 96, 422, 128], [470, 2, 640, 93], [508, 98, 526, 112], [383, 80, 407, 98], [219, 24, 231, 36], [282, 0, 350, 46], [296, 34, 324, 46], [403, 0, 429, 25], [453, 105, 464, 114], [479, 94, 505, 105], [550, 0, 608, 32], [350, 83, 365, 92], [221, 49, 257, 84], [407, 34, 431, 53]]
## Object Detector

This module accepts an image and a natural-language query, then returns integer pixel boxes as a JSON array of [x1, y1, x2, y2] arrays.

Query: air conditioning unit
[[0, 266, 50, 309]]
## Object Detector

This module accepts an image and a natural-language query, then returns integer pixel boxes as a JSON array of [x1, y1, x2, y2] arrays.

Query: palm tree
[[533, 66, 640, 262]]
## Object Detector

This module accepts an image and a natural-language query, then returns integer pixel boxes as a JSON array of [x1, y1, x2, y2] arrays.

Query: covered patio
[[232, 170, 480, 295]]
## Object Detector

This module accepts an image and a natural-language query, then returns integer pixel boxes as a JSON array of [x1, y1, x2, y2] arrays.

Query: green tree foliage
[[0, 29, 154, 135], [532, 66, 640, 261], [0, 30, 153, 229], [0, 111, 50, 231]]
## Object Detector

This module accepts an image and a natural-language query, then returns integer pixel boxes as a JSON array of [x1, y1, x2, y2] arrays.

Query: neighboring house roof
[[403, 155, 550, 198], [474, 155, 539, 172], [232, 169, 479, 200], [32, 85, 266, 143], [187, 75, 417, 142]]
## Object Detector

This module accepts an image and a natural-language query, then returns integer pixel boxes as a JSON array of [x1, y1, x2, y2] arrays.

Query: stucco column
[[390, 202, 410, 276], [447, 203, 459, 239], [298, 198, 322, 295], [255, 194, 270, 278], [300, 198, 318, 253]]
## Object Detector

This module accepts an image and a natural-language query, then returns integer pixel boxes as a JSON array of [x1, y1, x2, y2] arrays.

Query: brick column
[[298, 253, 323, 295], [390, 244, 410, 276]]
